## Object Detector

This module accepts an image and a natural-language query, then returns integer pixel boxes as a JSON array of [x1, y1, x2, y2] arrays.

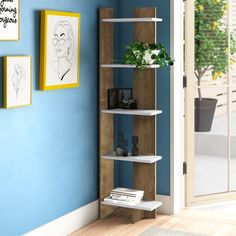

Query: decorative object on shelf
[[118, 88, 138, 109], [122, 42, 174, 69], [39, 10, 80, 90], [118, 88, 132, 106], [3, 56, 32, 108], [116, 131, 128, 156], [0, 0, 19, 41], [107, 88, 117, 109], [115, 148, 123, 156], [122, 140, 128, 157], [121, 99, 137, 109], [107, 88, 138, 110], [132, 136, 139, 156], [116, 131, 124, 156], [104, 187, 144, 206]]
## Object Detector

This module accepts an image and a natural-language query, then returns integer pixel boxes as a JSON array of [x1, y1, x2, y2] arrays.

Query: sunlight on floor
[[191, 201, 236, 218]]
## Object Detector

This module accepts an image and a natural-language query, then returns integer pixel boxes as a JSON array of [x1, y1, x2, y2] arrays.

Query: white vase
[[134, 49, 160, 65], [143, 49, 160, 64]]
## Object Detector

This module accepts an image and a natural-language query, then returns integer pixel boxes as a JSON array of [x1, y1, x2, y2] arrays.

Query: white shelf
[[101, 64, 160, 69], [101, 109, 162, 116], [102, 18, 163, 23], [101, 200, 162, 211], [102, 153, 162, 164]]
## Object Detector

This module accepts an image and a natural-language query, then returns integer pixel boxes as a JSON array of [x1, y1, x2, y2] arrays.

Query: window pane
[[194, 88, 228, 196], [231, 89, 236, 191], [195, 0, 229, 88], [231, 0, 236, 84]]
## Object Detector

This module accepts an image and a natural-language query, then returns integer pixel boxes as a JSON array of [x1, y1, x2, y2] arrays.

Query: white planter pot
[[143, 49, 160, 64]]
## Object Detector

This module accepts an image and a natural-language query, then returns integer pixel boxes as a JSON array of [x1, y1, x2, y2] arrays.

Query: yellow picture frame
[[39, 10, 81, 90], [0, 0, 20, 41], [3, 56, 32, 109]]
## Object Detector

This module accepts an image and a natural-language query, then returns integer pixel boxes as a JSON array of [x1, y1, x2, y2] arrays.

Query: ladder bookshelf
[[99, 7, 162, 223]]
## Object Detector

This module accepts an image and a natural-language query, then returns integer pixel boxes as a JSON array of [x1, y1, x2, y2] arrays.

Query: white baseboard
[[23, 200, 99, 236], [156, 194, 172, 215]]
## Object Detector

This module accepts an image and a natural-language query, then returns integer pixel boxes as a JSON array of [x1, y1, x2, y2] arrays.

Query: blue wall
[[0, 0, 117, 235], [117, 0, 171, 195], [0, 1, 170, 235]]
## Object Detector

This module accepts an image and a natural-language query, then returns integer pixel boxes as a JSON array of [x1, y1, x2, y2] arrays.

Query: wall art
[[4, 56, 32, 108], [118, 88, 132, 105], [39, 10, 80, 90], [0, 0, 20, 40]]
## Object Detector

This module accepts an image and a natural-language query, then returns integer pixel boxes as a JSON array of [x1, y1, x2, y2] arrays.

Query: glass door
[[185, 0, 236, 205]]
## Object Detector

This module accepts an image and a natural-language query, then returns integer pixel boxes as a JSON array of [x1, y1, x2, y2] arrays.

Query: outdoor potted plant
[[122, 42, 173, 69], [195, 0, 236, 132]]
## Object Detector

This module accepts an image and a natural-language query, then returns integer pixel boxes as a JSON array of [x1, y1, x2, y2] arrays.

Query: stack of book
[[104, 187, 144, 206]]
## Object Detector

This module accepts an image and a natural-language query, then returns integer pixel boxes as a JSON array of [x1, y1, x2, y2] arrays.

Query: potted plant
[[122, 42, 173, 69], [195, 0, 236, 132]]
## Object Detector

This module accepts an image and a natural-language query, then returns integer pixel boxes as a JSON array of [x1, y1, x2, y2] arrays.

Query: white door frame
[[170, 0, 185, 213]]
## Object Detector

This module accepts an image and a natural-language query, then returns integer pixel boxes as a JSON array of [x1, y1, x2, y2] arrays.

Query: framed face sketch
[[3, 56, 32, 108], [39, 10, 80, 90], [0, 0, 20, 40]]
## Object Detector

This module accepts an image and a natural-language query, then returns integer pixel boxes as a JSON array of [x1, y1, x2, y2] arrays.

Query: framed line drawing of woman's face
[[39, 10, 80, 90]]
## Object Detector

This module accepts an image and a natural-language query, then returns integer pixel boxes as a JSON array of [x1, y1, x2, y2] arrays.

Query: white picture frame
[[4, 56, 32, 108], [0, 0, 20, 41]]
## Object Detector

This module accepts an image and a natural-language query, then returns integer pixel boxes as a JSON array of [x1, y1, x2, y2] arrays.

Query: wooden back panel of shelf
[[99, 8, 115, 219]]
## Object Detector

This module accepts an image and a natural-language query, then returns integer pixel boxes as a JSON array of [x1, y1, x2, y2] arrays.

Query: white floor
[[194, 201, 236, 217]]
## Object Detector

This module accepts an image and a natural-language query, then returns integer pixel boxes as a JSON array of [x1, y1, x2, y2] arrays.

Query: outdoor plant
[[122, 42, 174, 69], [195, 0, 236, 99]]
